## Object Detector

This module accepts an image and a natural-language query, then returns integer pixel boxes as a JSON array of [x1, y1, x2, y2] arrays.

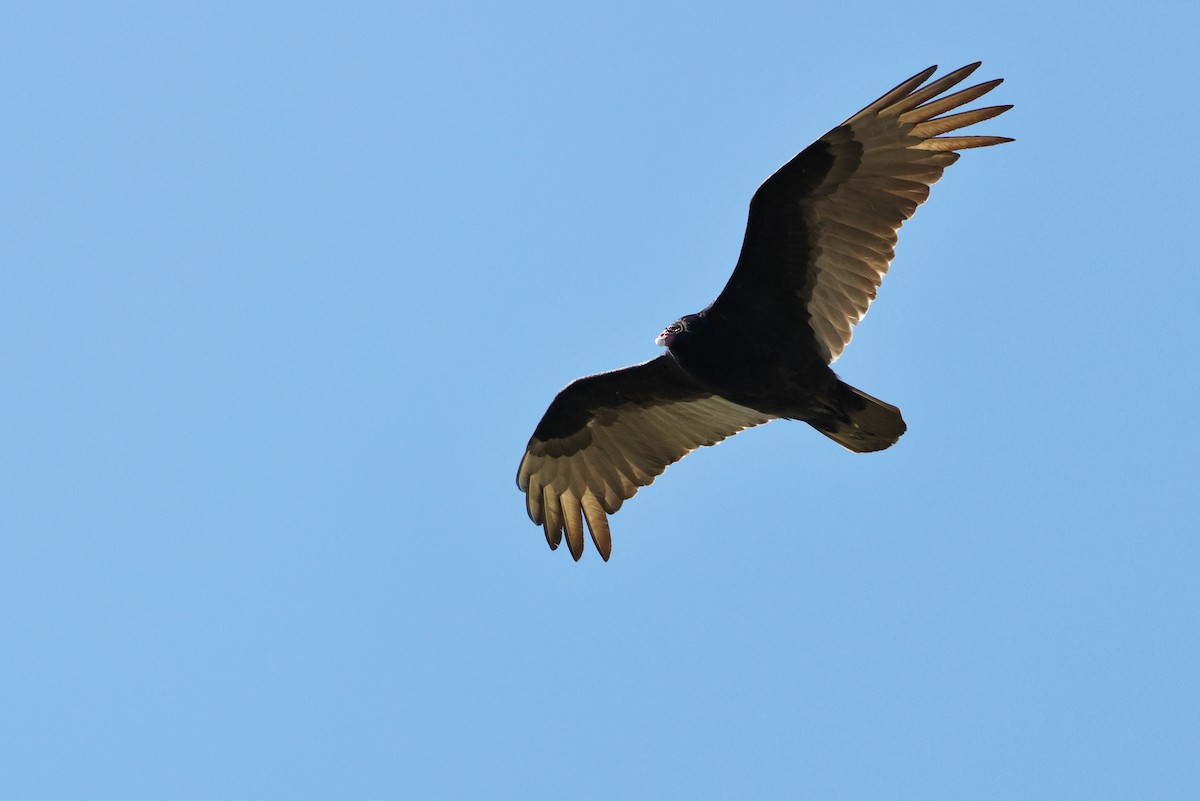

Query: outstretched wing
[[709, 62, 1012, 363], [517, 355, 772, 561]]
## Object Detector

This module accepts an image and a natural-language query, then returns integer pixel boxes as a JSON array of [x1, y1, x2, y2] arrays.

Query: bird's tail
[[810, 381, 906, 453]]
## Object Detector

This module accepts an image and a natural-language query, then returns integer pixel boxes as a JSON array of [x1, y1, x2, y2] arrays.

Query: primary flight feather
[[517, 62, 1012, 561]]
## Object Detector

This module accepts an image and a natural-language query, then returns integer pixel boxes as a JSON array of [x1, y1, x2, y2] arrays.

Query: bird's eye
[[670, 323, 682, 333]]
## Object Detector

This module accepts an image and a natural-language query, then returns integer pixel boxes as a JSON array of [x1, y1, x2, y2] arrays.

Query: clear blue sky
[[3, 2, 1197, 799]]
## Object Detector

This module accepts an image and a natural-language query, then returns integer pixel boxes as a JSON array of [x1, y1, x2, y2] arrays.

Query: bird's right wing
[[517, 355, 772, 561], [711, 62, 1011, 363]]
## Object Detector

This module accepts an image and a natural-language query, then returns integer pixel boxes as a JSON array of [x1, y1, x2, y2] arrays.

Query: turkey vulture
[[517, 62, 1011, 561]]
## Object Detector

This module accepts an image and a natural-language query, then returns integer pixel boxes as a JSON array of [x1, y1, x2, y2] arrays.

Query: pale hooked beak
[[655, 329, 672, 347]]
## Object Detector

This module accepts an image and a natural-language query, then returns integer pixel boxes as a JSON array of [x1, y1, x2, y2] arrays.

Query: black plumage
[[517, 63, 1012, 560]]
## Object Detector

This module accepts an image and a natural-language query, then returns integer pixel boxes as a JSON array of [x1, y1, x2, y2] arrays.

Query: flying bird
[[517, 62, 1011, 561]]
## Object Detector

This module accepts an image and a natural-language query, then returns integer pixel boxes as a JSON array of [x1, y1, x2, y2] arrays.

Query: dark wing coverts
[[517, 355, 771, 561], [711, 62, 1011, 363]]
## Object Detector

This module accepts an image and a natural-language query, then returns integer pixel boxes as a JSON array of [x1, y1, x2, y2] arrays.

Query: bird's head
[[655, 314, 699, 348]]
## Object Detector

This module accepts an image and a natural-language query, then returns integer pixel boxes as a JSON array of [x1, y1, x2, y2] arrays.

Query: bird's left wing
[[517, 355, 772, 561], [710, 62, 1012, 363]]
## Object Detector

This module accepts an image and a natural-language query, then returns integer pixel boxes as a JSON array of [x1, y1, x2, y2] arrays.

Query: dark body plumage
[[518, 63, 1012, 561]]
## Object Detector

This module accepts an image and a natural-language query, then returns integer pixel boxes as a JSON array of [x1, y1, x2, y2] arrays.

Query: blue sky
[[3, 2, 1198, 799]]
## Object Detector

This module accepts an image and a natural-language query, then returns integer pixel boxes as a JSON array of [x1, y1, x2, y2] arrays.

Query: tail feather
[[811, 381, 906, 453]]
